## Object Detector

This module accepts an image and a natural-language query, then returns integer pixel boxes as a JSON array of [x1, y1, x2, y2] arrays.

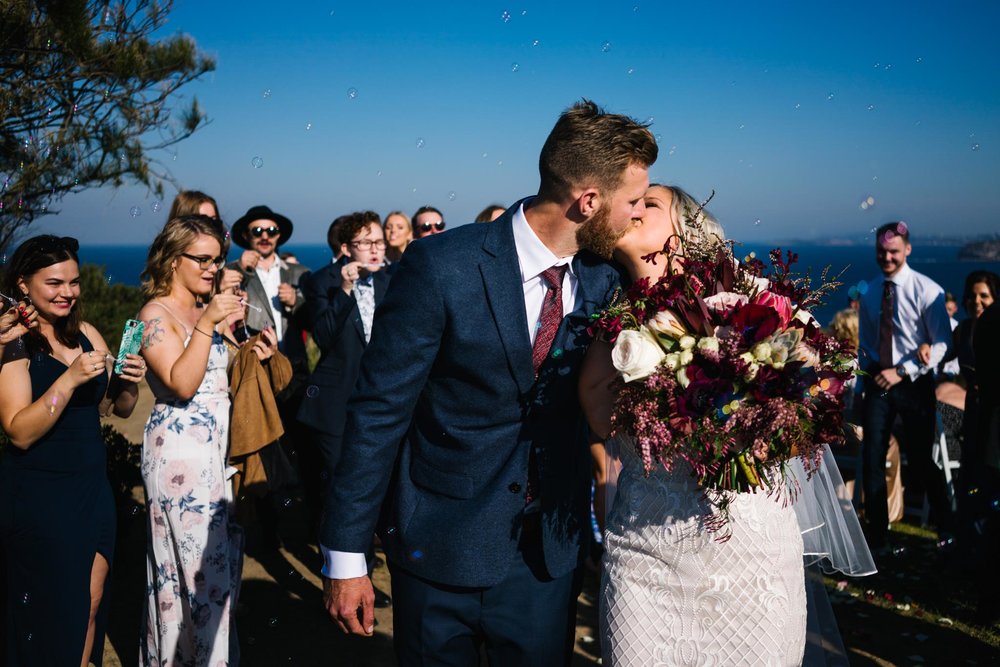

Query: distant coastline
[[958, 240, 1000, 261]]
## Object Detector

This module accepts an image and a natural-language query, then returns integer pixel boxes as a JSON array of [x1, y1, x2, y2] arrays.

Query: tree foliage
[[0, 0, 215, 255]]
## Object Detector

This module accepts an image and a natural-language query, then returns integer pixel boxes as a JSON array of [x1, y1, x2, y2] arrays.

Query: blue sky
[[37, 0, 1000, 246]]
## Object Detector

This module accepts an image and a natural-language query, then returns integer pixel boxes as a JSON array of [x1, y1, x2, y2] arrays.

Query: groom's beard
[[576, 201, 626, 260]]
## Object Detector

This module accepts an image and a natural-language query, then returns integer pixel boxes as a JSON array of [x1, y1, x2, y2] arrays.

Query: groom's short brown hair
[[537, 99, 658, 202]]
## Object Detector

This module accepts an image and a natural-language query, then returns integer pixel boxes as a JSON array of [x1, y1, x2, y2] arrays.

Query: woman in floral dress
[[137, 215, 276, 666]]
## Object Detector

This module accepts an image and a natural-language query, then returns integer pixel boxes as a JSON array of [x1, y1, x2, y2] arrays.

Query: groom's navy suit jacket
[[322, 202, 620, 588]]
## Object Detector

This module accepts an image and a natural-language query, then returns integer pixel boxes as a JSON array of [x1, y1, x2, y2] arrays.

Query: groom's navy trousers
[[321, 202, 620, 664]]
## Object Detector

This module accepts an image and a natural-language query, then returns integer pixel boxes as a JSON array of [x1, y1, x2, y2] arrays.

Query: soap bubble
[[416, 138, 425, 149], [827, 92, 835, 100], [497, 160, 503, 167], [626, 67, 635, 75], [753, 219, 761, 227], [501, 10, 511, 22], [306, 385, 319, 398], [915, 56, 923, 64], [860, 195, 876, 211], [794, 103, 801, 109], [520, 9, 527, 15], [305, 122, 312, 130], [668, 146, 676, 155], [481, 152, 488, 158], [867, 104, 876, 111], [347, 87, 358, 100], [601, 41, 612, 53], [262, 88, 272, 99], [269, 617, 278, 628], [971, 143, 981, 151], [129, 206, 141, 218], [448, 191, 456, 201], [531, 39, 539, 47], [251, 156, 263, 169], [151, 200, 161, 213], [376, 170, 382, 177], [511, 62, 520, 73], [884, 63, 892, 70]]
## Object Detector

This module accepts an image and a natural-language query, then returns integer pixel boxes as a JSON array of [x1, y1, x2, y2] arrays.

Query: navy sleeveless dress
[[0, 334, 115, 666]]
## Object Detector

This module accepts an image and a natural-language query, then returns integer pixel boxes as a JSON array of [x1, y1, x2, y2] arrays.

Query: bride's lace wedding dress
[[601, 439, 807, 666]]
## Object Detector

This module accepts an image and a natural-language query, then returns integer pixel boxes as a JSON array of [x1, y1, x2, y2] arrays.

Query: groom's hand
[[324, 575, 375, 636]]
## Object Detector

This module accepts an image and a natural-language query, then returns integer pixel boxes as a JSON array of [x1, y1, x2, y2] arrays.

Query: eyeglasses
[[350, 239, 387, 250], [180, 253, 226, 270], [419, 221, 446, 232], [250, 226, 280, 238]]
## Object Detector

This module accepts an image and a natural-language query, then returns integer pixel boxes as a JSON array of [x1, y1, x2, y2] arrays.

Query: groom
[[321, 100, 657, 664]]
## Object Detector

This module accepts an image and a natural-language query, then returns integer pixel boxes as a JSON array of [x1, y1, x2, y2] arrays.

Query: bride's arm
[[579, 339, 618, 440]]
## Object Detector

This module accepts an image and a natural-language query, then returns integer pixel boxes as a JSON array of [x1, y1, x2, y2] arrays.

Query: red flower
[[729, 303, 781, 343], [752, 291, 794, 328]]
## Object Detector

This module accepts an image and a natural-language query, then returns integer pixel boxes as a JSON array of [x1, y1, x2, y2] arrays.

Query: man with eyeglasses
[[412, 205, 446, 239], [298, 211, 393, 606]]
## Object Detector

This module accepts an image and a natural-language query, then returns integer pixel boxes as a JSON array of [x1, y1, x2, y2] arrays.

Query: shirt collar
[[511, 199, 575, 284], [884, 262, 912, 286]]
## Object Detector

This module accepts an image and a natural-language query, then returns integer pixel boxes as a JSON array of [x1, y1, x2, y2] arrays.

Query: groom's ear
[[573, 187, 600, 217]]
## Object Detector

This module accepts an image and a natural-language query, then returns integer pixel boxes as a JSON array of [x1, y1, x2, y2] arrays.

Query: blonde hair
[[141, 215, 227, 300], [828, 308, 859, 352]]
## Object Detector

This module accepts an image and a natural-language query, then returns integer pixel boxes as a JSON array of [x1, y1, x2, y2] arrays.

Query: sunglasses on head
[[250, 226, 280, 238], [419, 221, 446, 232]]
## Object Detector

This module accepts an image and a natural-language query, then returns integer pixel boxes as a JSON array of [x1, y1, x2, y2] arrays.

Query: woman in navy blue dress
[[0, 235, 146, 666]]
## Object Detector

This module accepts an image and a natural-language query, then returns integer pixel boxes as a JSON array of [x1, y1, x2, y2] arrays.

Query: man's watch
[[895, 363, 908, 379]]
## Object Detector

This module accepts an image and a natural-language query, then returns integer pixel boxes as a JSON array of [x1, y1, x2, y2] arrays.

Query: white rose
[[647, 310, 687, 340], [793, 309, 817, 327], [679, 350, 694, 366], [792, 342, 820, 368], [697, 336, 720, 353], [663, 352, 681, 371], [678, 335, 696, 351], [611, 328, 666, 382], [752, 342, 772, 362]]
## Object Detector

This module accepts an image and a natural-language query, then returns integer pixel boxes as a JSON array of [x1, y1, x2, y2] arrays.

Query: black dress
[[0, 334, 115, 666]]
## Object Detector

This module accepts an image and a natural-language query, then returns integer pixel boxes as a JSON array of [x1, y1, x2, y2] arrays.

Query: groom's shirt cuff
[[320, 545, 368, 579]]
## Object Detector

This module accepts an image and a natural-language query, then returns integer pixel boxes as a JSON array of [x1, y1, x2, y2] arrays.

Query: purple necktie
[[879, 280, 895, 369], [526, 264, 567, 506]]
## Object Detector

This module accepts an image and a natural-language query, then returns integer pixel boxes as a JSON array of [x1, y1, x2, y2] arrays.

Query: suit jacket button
[[508, 482, 522, 494]]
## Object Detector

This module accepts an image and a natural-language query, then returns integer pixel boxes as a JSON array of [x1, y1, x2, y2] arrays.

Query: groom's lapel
[[479, 217, 535, 395]]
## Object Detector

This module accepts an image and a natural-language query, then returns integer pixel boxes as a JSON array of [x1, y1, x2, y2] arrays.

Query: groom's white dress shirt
[[321, 200, 581, 579]]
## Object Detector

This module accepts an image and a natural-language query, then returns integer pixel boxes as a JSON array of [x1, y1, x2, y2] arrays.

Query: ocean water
[[79, 242, 1000, 329]]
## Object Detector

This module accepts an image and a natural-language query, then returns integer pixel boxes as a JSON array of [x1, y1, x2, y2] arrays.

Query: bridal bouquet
[[590, 216, 855, 533]]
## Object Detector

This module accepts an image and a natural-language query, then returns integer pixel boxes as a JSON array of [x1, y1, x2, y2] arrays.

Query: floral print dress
[[140, 328, 243, 667]]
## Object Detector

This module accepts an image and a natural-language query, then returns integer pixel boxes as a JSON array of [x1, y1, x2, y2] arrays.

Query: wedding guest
[[858, 221, 954, 551], [412, 205, 446, 238], [297, 211, 392, 606], [945, 292, 959, 321], [228, 205, 311, 549], [168, 189, 220, 221], [383, 210, 412, 263], [475, 204, 506, 223], [137, 215, 275, 665], [0, 235, 146, 666], [167, 190, 242, 294], [973, 301, 1000, 623]]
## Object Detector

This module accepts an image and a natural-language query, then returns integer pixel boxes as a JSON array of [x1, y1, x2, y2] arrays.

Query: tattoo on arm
[[142, 317, 165, 350]]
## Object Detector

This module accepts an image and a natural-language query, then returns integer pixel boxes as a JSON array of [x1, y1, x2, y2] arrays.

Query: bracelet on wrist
[[193, 326, 214, 339]]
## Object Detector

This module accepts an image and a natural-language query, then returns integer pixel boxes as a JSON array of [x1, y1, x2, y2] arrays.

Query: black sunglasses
[[33, 235, 80, 254], [419, 221, 446, 232], [250, 226, 280, 238], [180, 253, 226, 270]]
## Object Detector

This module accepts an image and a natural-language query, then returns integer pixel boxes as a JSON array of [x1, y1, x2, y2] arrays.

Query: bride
[[580, 184, 873, 666]]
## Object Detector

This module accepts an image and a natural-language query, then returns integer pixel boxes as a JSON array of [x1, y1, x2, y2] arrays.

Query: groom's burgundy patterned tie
[[526, 264, 567, 506], [879, 280, 895, 369], [532, 265, 568, 374]]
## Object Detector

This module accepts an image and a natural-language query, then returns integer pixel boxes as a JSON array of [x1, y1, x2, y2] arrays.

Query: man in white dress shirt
[[858, 221, 953, 550]]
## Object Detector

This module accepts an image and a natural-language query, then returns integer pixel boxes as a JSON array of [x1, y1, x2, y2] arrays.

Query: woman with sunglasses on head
[[0, 235, 146, 666], [137, 215, 277, 666]]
